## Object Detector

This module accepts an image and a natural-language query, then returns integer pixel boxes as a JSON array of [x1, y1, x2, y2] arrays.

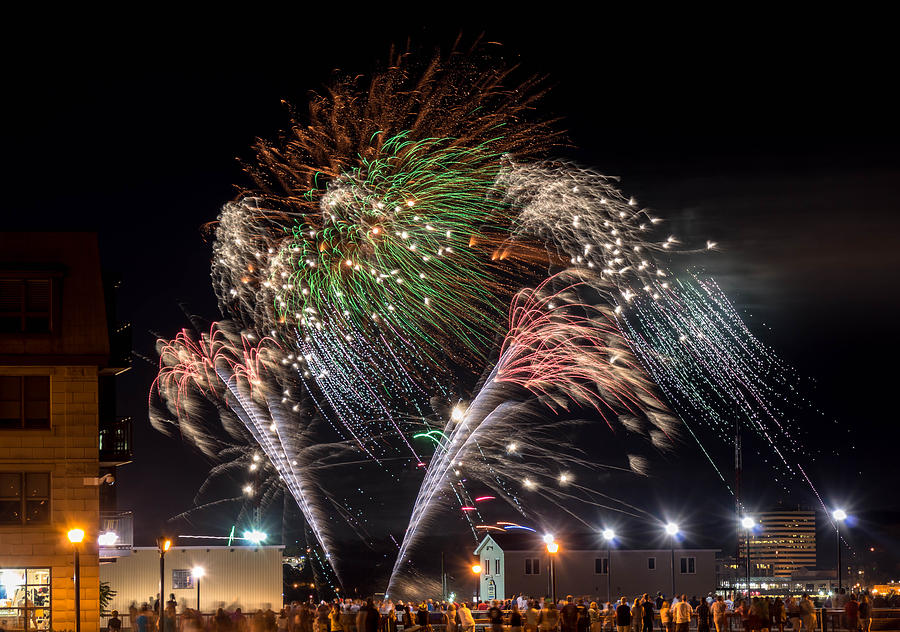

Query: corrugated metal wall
[[101, 546, 283, 614]]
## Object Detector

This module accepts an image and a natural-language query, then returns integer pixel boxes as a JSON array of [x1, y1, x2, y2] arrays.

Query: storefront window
[[0, 568, 51, 630]]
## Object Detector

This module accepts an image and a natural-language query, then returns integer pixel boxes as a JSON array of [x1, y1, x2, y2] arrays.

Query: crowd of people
[[107, 588, 895, 632]]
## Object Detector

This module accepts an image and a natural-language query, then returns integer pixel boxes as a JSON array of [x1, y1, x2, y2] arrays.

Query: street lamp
[[602, 529, 615, 605], [471, 563, 482, 605], [545, 537, 559, 605], [67, 528, 85, 632], [741, 517, 755, 597], [664, 523, 679, 599], [157, 536, 173, 626], [192, 566, 205, 612], [833, 509, 847, 592]]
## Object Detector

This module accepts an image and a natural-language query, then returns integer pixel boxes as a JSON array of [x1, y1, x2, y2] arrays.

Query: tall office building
[[0, 233, 131, 632], [741, 508, 817, 577]]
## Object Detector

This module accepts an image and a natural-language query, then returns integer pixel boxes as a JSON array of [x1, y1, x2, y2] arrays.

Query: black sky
[[3, 11, 899, 579]]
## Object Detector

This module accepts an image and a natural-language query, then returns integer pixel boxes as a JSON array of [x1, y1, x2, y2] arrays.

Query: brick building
[[0, 233, 131, 632]]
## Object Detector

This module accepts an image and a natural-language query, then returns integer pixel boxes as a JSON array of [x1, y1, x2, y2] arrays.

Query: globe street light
[[602, 529, 615, 605], [67, 528, 85, 632], [741, 516, 755, 597], [833, 509, 847, 592], [192, 566, 205, 612], [664, 523, 679, 599]]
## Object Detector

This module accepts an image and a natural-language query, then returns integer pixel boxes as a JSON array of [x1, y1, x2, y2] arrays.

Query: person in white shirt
[[672, 595, 693, 632], [459, 603, 476, 632]]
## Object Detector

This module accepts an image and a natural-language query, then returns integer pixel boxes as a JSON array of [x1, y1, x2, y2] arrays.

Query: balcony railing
[[99, 416, 133, 465]]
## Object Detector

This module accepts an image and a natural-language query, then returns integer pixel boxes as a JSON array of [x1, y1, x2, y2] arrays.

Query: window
[[0, 568, 51, 629], [647, 557, 656, 570], [680, 557, 696, 574], [0, 472, 51, 525], [0, 376, 50, 429], [495, 559, 501, 575], [524, 558, 541, 575], [594, 558, 609, 574], [172, 569, 194, 590], [0, 279, 52, 333]]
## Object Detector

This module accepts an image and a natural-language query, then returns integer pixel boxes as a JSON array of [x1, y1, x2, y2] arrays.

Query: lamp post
[[833, 509, 847, 592], [67, 528, 85, 632], [741, 517, 754, 598], [544, 535, 559, 605], [157, 536, 172, 626], [664, 523, 679, 600], [192, 566, 205, 612], [602, 529, 615, 605], [471, 563, 482, 605]]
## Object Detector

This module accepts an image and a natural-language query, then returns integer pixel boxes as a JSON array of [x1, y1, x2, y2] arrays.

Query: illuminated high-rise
[[741, 508, 816, 577]]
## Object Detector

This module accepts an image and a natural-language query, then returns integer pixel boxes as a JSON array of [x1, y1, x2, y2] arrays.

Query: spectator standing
[[798, 595, 816, 632], [844, 595, 859, 632], [772, 598, 785, 632], [672, 597, 692, 632], [539, 601, 559, 632], [858, 594, 870, 632], [589, 602, 601, 632], [630, 598, 643, 632], [616, 598, 632, 632], [489, 601, 504, 632], [510, 603, 524, 632], [459, 603, 475, 632], [710, 597, 727, 632], [641, 595, 655, 632], [525, 601, 541, 632], [659, 601, 672, 632], [696, 598, 710, 632], [561, 596, 579, 632]]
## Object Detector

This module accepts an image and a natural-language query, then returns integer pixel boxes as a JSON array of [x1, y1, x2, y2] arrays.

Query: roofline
[[499, 548, 722, 553], [130, 545, 285, 551]]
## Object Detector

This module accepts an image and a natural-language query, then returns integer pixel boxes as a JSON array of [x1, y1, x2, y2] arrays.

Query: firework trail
[[501, 160, 826, 505], [387, 272, 676, 596], [150, 320, 362, 581]]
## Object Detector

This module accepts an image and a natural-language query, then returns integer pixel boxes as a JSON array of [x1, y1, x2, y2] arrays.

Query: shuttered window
[[0, 278, 53, 333], [0, 376, 51, 429]]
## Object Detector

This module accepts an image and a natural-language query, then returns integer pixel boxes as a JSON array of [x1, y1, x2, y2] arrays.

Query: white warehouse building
[[100, 546, 283, 616], [475, 534, 719, 602]]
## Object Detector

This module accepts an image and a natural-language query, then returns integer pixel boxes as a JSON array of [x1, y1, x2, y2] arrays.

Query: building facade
[[739, 509, 816, 578], [475, 534, 719, 602], [100, 546, 284, 620], [0, 233, 130, 632]]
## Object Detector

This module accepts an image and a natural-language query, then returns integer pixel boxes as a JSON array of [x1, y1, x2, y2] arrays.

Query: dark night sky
[[4, 11, 899, 580]]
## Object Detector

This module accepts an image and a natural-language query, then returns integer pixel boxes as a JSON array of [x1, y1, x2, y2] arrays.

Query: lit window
[[172, 569, 194, 590]]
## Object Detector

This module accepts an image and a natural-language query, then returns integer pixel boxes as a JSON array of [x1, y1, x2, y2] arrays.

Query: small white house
[[100, 545, 283, 616], [475, 534, 719, 602]]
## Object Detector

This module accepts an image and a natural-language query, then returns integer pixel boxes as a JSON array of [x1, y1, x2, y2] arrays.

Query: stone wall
[[0, 364, 101, 632]]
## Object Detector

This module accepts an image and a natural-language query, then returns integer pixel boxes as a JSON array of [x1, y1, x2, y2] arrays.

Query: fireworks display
[[150, 39, 826, 592]]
